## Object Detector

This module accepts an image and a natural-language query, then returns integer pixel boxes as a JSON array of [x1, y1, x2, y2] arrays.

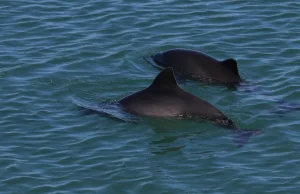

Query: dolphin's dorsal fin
[[150, 68, 178, 87], [222, 58, 240, 76]]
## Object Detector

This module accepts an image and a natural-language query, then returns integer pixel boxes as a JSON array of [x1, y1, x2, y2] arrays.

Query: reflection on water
[[149, 129, 209, 155], [271, 100, 300, 115]]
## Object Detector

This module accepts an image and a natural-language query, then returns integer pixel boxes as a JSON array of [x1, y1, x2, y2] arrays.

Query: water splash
[[70, 96, 142, 123]]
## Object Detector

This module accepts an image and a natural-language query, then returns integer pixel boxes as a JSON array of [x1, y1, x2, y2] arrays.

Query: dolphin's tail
[[232, 129, 263, 148]]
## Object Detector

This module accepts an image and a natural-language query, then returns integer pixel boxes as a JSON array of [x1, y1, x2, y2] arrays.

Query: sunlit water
[[1, 1, 300, 193]]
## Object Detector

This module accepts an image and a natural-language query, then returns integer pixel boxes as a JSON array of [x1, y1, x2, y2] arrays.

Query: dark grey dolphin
[[145, 48, 243, 86], [119, 68, 261, 146], [119, 68, 234, 125]]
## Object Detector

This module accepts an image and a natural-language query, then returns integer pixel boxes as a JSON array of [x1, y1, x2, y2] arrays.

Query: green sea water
[[1, 1, 300, 193]]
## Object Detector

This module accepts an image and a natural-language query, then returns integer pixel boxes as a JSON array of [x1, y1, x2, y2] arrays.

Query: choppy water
[[1, 0, 300, 193]]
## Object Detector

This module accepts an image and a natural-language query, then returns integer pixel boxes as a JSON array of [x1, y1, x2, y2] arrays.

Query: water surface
[[1, 0, 300, 193]]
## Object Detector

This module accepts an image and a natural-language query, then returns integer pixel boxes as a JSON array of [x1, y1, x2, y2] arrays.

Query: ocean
[[1, 1, 300, 193]]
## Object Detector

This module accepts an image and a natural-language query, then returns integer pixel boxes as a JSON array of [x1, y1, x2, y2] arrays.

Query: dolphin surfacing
[[119, 68, 261, 146], [146, 48, 243, 86], [119, 68, 233, 126]]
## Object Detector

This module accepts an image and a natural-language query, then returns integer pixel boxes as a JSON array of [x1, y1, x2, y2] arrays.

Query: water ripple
[[1, 0, 300, 193]]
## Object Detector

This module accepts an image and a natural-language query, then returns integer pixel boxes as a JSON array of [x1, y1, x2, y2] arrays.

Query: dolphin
[[119, 68, 261, 146], [144, 48, 243, 86]]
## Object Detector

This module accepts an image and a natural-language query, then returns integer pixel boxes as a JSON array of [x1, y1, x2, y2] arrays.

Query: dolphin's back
[[119, 87, 186, 117], [152, 49, 241, 84], [119, 84, 229, 123], [119, 68, 235, 127]]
